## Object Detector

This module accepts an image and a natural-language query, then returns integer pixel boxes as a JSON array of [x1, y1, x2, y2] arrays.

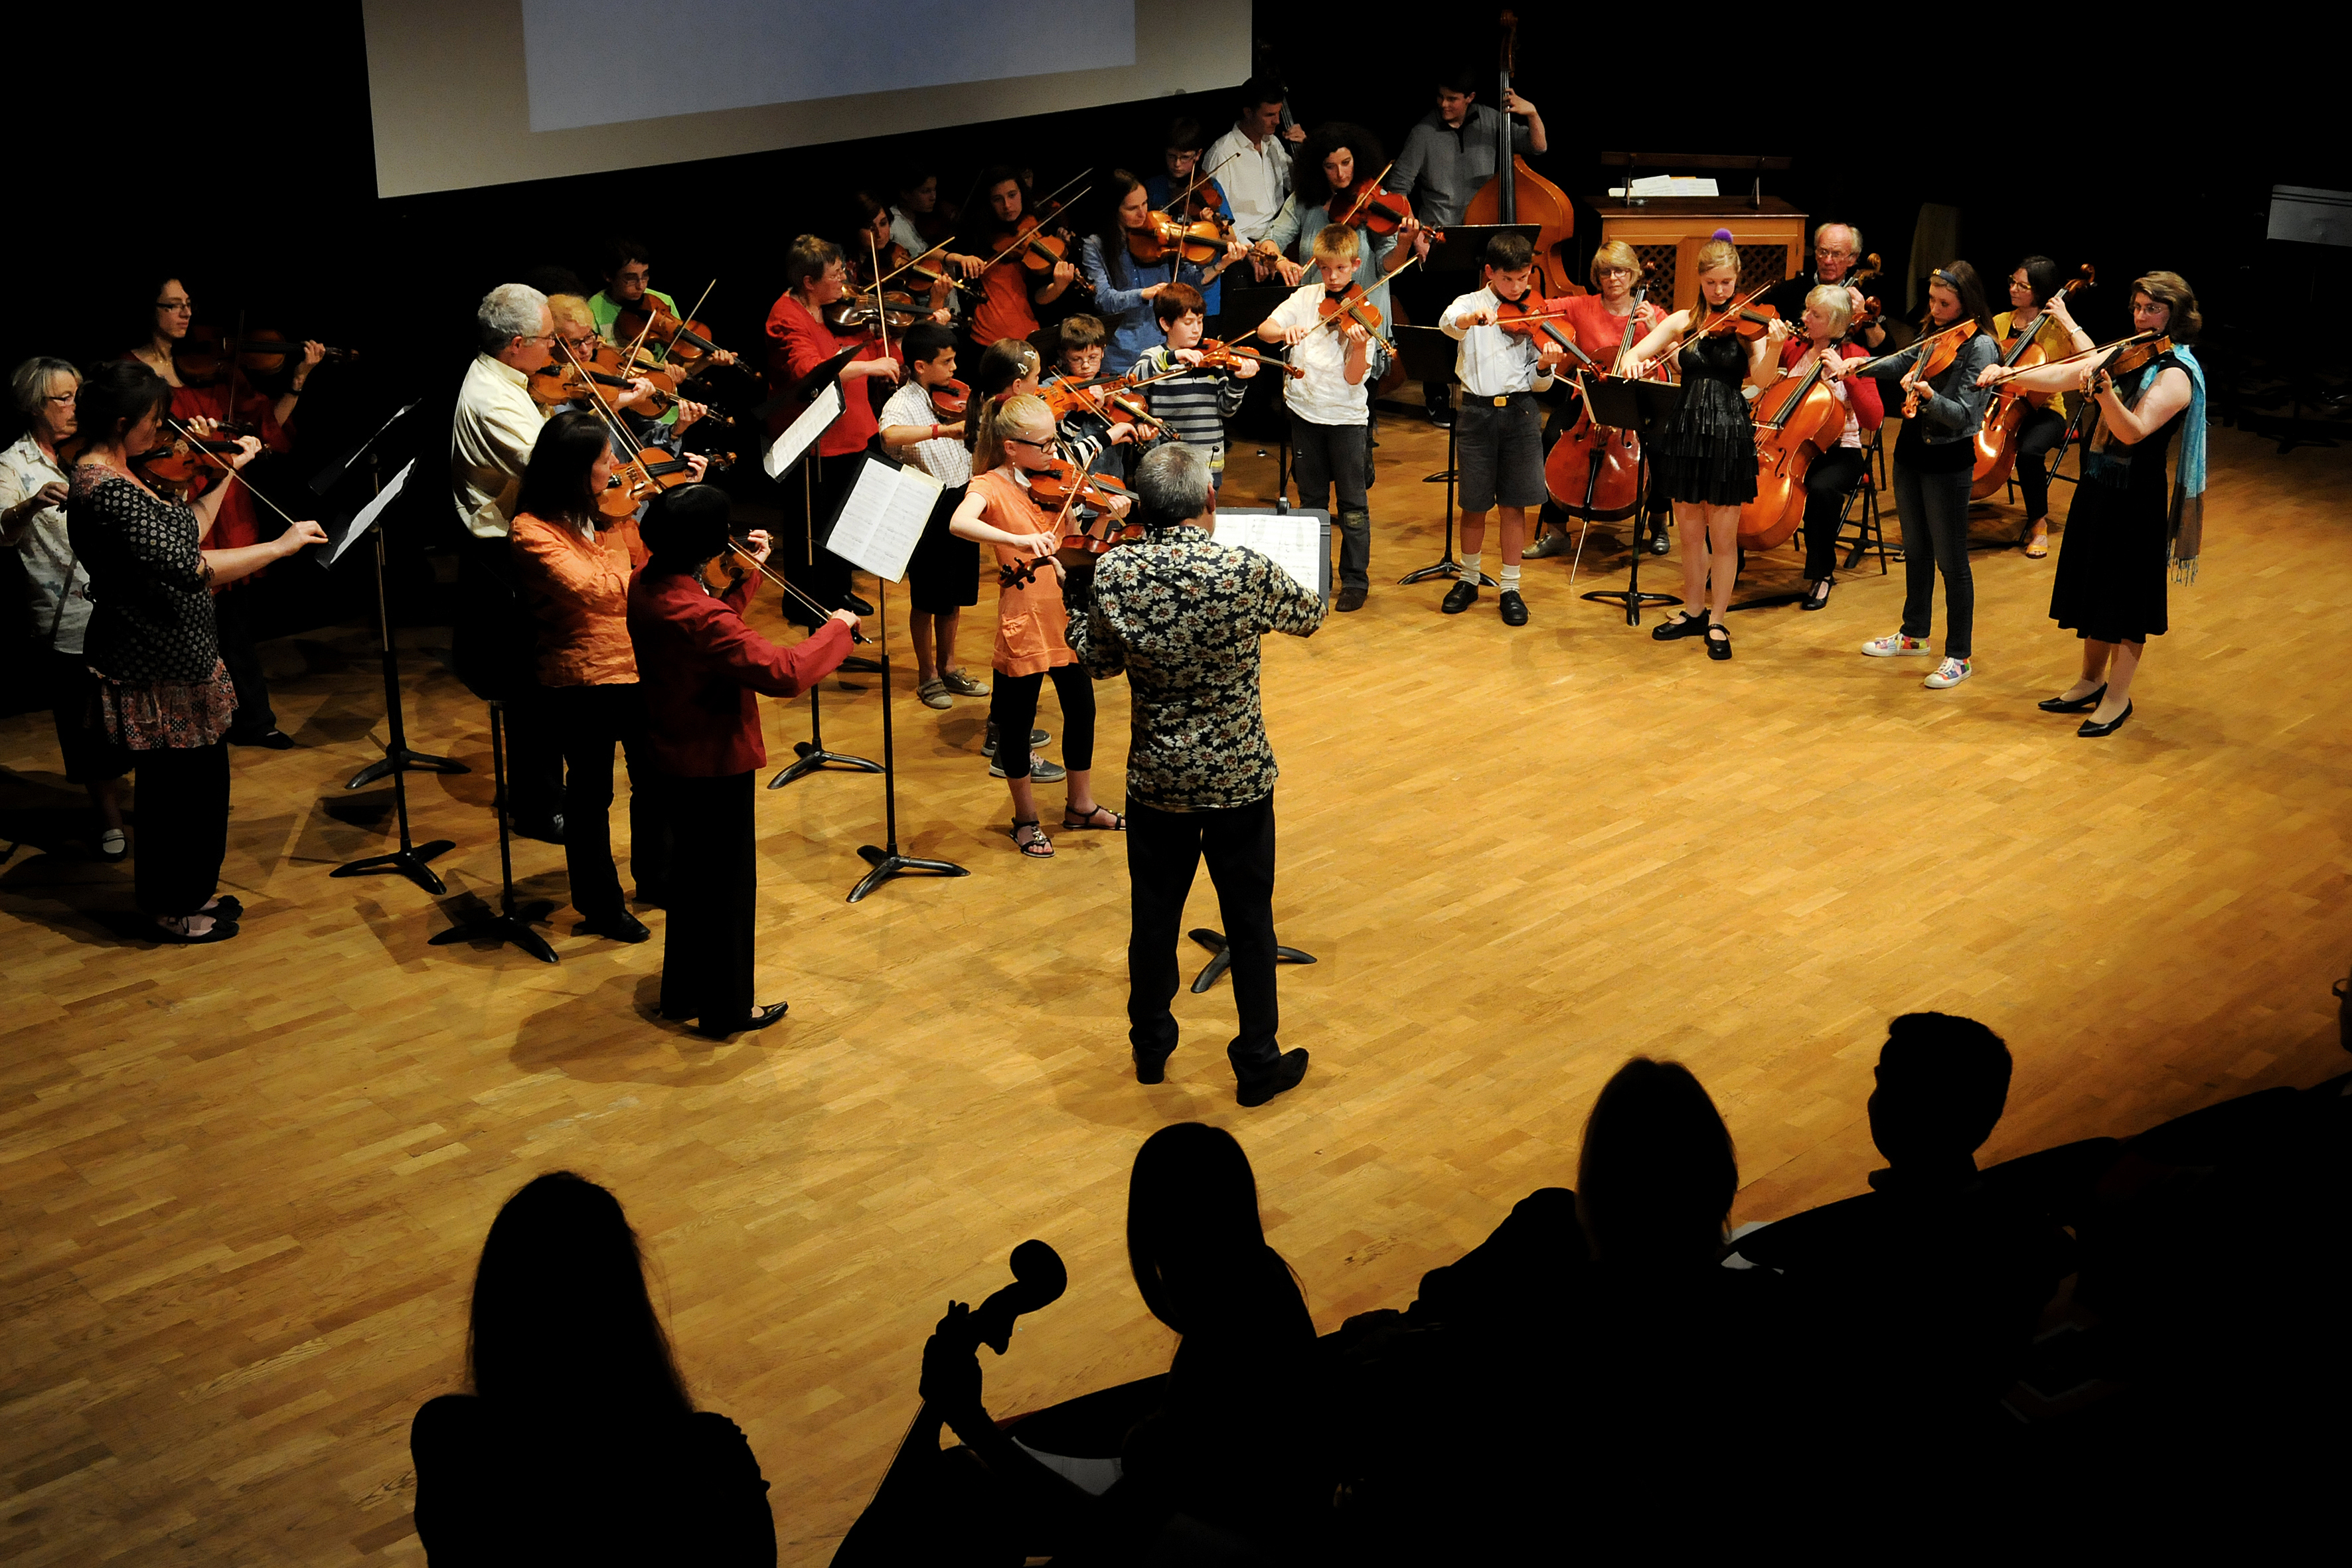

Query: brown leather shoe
[[1336, 586, 1368, 612]]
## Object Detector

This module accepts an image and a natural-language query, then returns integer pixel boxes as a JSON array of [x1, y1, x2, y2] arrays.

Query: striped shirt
[[1129, 347, 1248, 455]]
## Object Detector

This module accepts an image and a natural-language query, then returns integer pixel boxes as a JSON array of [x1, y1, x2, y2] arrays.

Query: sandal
[[1061, 805, 1127, 832], [2022, 523, 2049, 558], [1010, 819, 1055, 858]]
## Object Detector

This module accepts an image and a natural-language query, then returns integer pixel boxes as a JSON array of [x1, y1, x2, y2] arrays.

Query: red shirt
[[1778, 337, 1884, 438], [1557, 295, 1654, 374], [969, 258, 1040, 349], [625, 566, 854, 777], [762, 291, 899, 456], [169, 380, 289, 559]]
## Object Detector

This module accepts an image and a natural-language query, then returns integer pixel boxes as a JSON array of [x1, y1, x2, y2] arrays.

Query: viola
[[1737, 344, 1851, 552], [599, 451, 699, 518], [1972, 263, 2093, 499], [1126, 210, 1227, 268], [1903, 320, 1982, 418], [1196, 338, 1302, 379], [928, 377, 971, 421], [1330, 169, 1417, 237]]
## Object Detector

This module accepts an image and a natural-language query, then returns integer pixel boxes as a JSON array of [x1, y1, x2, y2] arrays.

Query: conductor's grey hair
[[476, 283, 550, 356], [1133, 443, 1213, 530]]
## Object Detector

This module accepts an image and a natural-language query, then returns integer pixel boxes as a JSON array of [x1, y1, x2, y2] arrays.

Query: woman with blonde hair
[[948, 394, 1129, 856], [1980, 270, 2206, 737], [1620, 234, 1786, 659], [1528, 241, 1666, 558]]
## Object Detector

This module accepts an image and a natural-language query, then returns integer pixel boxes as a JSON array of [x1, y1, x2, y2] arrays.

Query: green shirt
[[589, 287, 680, 426]]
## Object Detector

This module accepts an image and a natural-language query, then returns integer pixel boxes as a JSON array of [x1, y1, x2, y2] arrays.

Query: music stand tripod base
[[848, 843, 971, 904], [331, 838, 455, 896], [428, 898, 560, 963], [347, 745, 467, 791], [1187, 928, 1317, 993]]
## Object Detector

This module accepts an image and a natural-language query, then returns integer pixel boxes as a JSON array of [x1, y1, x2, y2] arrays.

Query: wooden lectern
[[1587, 154, 1808, 314]]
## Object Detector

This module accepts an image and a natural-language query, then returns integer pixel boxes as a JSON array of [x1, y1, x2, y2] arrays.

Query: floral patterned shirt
[[1067, 524, 1324, 810]]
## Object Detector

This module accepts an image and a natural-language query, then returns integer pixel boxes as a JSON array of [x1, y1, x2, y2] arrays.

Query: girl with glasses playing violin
[[947, 394, 1130, 858]]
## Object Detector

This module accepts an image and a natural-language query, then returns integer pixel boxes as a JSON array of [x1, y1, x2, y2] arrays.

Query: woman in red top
[[1776, 285, 1884, 609], [626, 485, 860, 1036], [963, 167, 1081, 352], [763, 235, 905, 621], [1529, 242, 1670, 558], [947, 394, 1127, 859], [510, 410, 703, 943]]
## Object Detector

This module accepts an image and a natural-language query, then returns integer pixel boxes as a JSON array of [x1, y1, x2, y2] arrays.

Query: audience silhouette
[[410, 1172, 776, 1565], [408, 994, 2351, 1558]]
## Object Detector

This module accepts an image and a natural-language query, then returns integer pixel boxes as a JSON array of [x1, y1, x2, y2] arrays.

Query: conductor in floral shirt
[[1067, 444, 1325, 1107]]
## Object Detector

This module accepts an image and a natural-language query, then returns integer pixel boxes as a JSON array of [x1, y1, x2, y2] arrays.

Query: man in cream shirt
[[1204, 78, 1296, 248], [449, 283, 566, 838]]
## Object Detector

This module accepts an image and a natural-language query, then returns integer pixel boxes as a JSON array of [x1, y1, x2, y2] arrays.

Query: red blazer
[[625, 567, 854, 777], [762, 291, 898, 456], [1780, 338, 1885, 431]]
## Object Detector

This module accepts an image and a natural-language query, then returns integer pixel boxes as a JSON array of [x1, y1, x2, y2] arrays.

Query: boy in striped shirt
[[1129, 283, 1256, 492]]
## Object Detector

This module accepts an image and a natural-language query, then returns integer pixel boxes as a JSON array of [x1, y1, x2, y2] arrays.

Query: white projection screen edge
[[362, 0, 1253, 198]]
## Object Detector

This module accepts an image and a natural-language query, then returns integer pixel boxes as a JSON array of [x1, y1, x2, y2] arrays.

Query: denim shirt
[[1863, 331, 1998, 443]]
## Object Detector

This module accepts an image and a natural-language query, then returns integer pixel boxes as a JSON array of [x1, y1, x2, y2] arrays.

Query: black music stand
[[1393, 326, 1494, 588], [428, 700, 558, 963], [848, 574, 969, 903], [1186, 929, 1317, 993], [1577, 376, 1684, 625]]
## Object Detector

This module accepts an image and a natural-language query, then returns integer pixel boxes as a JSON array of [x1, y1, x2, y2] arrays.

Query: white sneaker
[[1861, 631, 1933, 657], [1923, 657, 1974, 688]]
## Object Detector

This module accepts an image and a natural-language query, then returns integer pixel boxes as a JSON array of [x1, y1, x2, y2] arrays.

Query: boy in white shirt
[[1257, 226, 1374, 612], [877, 323, 985, 708]]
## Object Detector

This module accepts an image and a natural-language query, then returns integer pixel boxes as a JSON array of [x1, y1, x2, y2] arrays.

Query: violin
[[1028, 457, 1141, 556], [1842, 254, 1886, 338], [1126, 209, 1228, 268], [1329, 167, 1416, 237], [928, 377, 971, 421], [599, 450, 700, 518], [529, 351, 676, 415], [1972, 264, 2093, 499], [1180, 182, 1227, 226], [615, 297, 728, 366], [1687, 285, 1786, 343], [1314, 283, 1392, 356], [990, 212, 1091, 292], [1492, 293, 1587, 341], [1040, 372, 1169, 437], [175, 325, 354, 386], [131, 431, 249, 493], [1901, 320, 1982, 418], [1196, 338, 1302, 379], [824, 287, 929, 333]]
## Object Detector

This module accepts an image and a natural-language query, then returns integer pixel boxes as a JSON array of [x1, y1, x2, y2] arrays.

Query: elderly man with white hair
[[1760, 222, 1889, 352], [450, 282, 568, 840]]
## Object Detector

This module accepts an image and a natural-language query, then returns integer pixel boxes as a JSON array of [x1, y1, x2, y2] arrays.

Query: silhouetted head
[[1127, 1123, 1300, 1336], [1869, 1013, 2012, 1172], [1577, 1058, 1739, 1267], [465, 1172, 690, 1421], [640, 483, 732, 567]]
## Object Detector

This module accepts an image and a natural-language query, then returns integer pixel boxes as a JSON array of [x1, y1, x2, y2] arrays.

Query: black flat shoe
[[2077, 702, 2132, 738], [1652, 610, 1708, 642], [1705, 621, 1732, 661], [1800, 578, 1833, 611], [1134, 1046, 1172, 1085], [514, 813, 566, 845], [202, 896, 244, 922], [2038, 683, 2107, 714], [843, 593, 876, 617], [1440, 579, 1478, 615], [1236, 1048, 1309, 1107], [154, 916, 239, 945], [1498, 589, 1529, 626], [228, 728, 297, 749], [698, 1001, 789, 1038], [581, 909, 651, 943]]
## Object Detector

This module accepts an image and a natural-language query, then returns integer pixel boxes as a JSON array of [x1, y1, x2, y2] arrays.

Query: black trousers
[[1127, 795, 1281, 1080], [1800, 446, 1871, 582], [658, 770, 756, 1031], [1290, 415, 1370, 591], [988, 664, 1094, 779], [2014, 406, 2068, 521], [212, 584, 276, 738], [543, 682, 668, 917], [455, 534, 564, 827], [1893, 459, 1976, 660], [131, 741, 229, 917]]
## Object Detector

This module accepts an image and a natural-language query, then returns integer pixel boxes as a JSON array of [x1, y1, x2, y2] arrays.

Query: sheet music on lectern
[[824, 455, 941, 583], [1215, 509, 1330, 608], [763, 382, 844, 479], [328, 458, 416, 565]]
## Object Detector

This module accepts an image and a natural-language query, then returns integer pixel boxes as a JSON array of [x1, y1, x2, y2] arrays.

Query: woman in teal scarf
[[1982, 270, 2206, 738]]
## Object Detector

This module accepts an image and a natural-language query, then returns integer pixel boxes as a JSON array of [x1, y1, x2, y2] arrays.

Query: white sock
[[1500, 563, 1522, 593], [1459, 552, 1482, 583]]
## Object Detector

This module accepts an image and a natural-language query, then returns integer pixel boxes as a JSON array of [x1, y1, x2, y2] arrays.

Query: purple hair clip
[[1712, 228, 1733, 241]]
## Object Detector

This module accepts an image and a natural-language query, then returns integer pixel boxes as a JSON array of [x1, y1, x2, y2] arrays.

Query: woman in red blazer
[[627, 486, 860, 1036]]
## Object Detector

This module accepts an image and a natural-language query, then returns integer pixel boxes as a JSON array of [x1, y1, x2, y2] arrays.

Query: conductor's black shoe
[[843, 593, 876, 617], [582, 909, 651, 943], [1441, 579, 1478, 615], [229, 728, 297, 749], [1498, 589, 1529, 626], [1134, 1045, 1173, 1084], [1235, 1048, 1309, 1108], [699, 1001, 789, 1038], [514, 813, 566, 845]]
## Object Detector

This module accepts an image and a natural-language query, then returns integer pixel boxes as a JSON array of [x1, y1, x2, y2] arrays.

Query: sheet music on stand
[[1214, 508, 1332, 609], [763, 382, 844, 479], [823, 454, 941, 583], [327, 458, 415, 565]]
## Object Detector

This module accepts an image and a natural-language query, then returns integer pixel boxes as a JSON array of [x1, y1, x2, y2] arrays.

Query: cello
[[1543, 279, 1654, 523], [1736, 339, 1849, 552], [1971, 264, 2092, 500], [1461, 11, 1576, 299]]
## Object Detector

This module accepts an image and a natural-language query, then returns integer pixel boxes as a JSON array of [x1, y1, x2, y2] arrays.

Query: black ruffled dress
[[1653, 332, 1757, 507]]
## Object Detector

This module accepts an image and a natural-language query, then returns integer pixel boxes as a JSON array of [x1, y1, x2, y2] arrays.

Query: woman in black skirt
[[1983, 271, 2205, 738], [1621, 235, 1786, 661]]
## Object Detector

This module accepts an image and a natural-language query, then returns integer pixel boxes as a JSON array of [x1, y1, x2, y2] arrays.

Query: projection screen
[[362, 0, 1254, 198]]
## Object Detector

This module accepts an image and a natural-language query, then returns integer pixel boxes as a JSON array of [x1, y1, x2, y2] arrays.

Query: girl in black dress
[[1621, 236, 1786, 661], [1982, 272, 2205, 738]]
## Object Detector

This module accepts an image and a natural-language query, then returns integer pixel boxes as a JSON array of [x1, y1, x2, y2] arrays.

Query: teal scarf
[[2085, 346, 2206, 583]]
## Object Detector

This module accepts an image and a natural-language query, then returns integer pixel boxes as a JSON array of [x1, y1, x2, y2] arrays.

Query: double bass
[[1460, 11, 1576, 299], [1970, 264, 2093, 500]]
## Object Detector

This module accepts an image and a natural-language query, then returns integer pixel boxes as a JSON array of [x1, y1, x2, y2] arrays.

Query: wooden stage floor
[[3, 414, 2348, 1563]]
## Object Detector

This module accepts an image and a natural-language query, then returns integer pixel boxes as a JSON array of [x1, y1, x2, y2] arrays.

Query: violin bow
[[975, 185, 1095, 275], [1332, 162, 1397, 227], [156, 417, 307, 530], [868, 235, 894, 366], [657, 279, 719, 365]]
